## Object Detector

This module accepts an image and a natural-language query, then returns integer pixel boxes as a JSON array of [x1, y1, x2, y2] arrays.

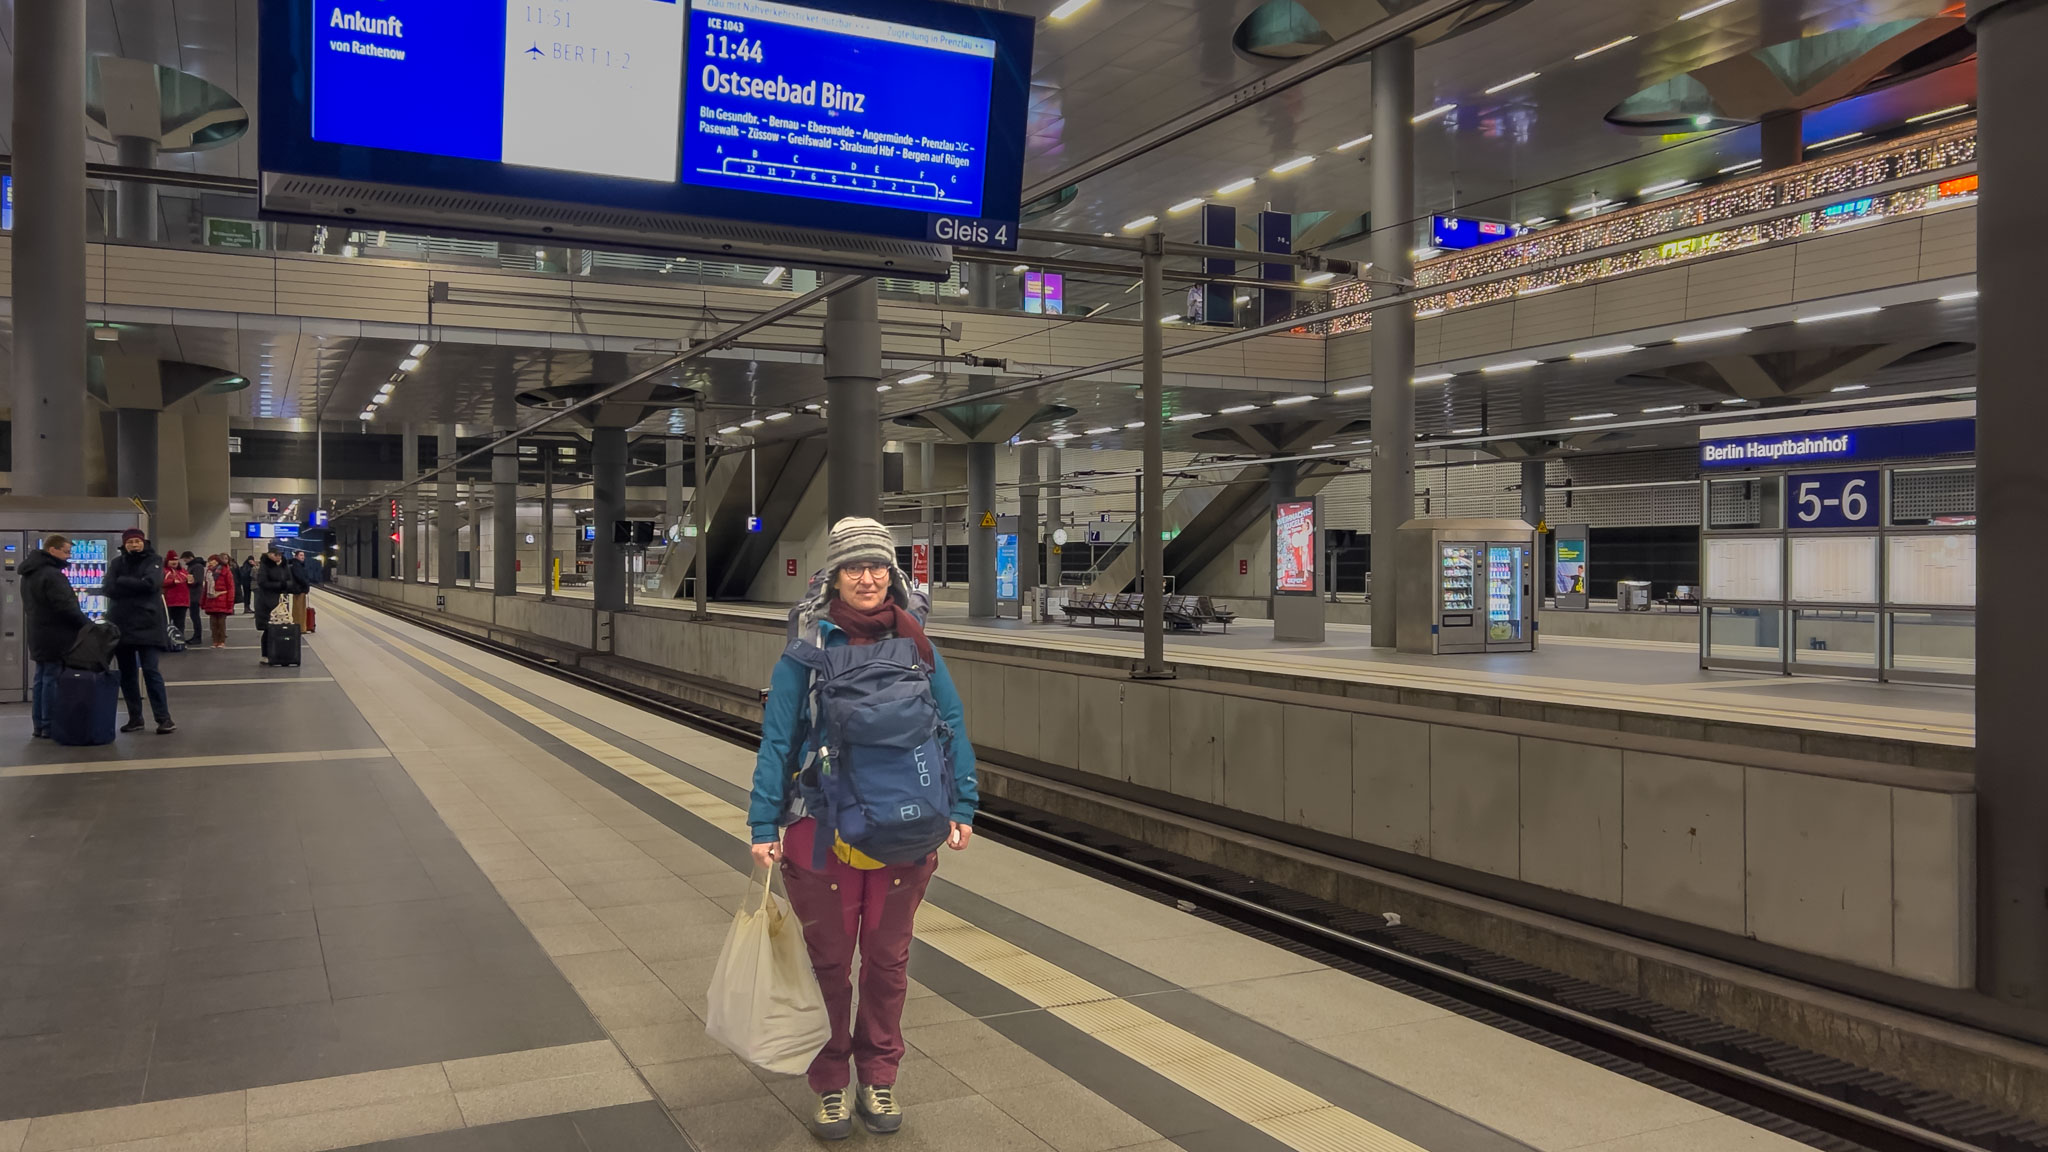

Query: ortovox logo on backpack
[[786, 636, 954, 868]]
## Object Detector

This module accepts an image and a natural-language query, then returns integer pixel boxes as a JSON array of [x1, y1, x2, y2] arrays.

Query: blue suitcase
[[51, 667, 119, 746]]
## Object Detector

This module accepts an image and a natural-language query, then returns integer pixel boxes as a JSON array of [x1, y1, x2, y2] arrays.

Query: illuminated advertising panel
[[1273, 500, 1316, 595]]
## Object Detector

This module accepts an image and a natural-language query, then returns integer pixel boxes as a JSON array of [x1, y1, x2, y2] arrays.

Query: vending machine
[[0, 498, 148, 703], [1394, 518, 1538, 655]]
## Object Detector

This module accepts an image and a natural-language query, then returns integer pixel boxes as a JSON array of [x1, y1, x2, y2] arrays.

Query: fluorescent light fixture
[[1679, 0, 1734, 17], [1569, 199, 1616, 215], [875, 384, 893, 392], [1522, 217, 1554, 228], [359, 411, 374, 421], [899, 372, 933, 385], [1012, 263, 1030, 273], [1811, 132, 1865, 150], [719, 425, 741, 434], [1722, 398, 1753, 405], [1642, 405, 1686, 413], [1673, 327, 1750, 343], [1517, 283, 1559, 296], [1047, 0, 1094, 19], [1484, 72, 1539, 95], [1415, 307, 1445, 318], [766, 411, 792, 421], [1412, 372, 1456, 384], [1940, 290, 1979, 301], [761, 266, 785, 284], [1411, 247, 1440, 262], [1482, 359, 1541, 373], [1639, 179, 1693, 196], [741, 419, 765, 429], [1311, 443, 1335, 450], [1273, 395, 1315, 406], [1215, 177, 1256, 195], [1795, 306, 1882, 323], [1412, 103, 1456, 124], [1451, 427, 1484, 435], [1569, 412, 1617, 421], [1218, 404, 1260, 414], [1336, 134, 1373, 150], [1168, 197, 1206, 214], [1352, 439, 1372, 445], [1124, 421, 1145, 429], [408, 343, 429, 357], [1573, 345, 1639, 359], [1234, 295, 1252, 305], [1907, 104, 1971, 124], [1575, 34, 1636, 59], [379, 382, 397, 395], [1719, 158, 1763, 174], [805, 403, 822, 411], [1085, 427, 1114, 435], [1302, 271, 1336, 286], [1169, 412, 1208, 422], [1123, 215, 1158, 231], [1335, 384, 1374, 396], [1047, 432, 1079, 441], [1272, 155, 1316, 174], [398, 358, 421, 372], [1159, 314, 1182, 323], [1830, 384, 1868, 393], [371, 393, 389, 405]]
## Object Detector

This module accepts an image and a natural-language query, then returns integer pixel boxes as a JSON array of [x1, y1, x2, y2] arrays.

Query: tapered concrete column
[[399, 424, 418, 582], [541, 443, 557, 600], [183, 398, 231, 556], [1267, 459, 1299, 508], [115, 409, 158, 506], [436, 426, 457, 589], [11, 0, 88, 497], [1760, 111, 1804, 170], [1521, 461, 1545, 529], [591, 427, 627, 613], [492, 390, 517, 596], [966, 441, 996, 618], [1018, 444, 1040, 592], [114, 136, 158, 242], [1045, 445, 1061, 584], [155, 408, 190, 547], [1368, 38, 1416, 648], [1969, 0, 2048, 1010], [825, 280, 882, 525], [1138, 233, 1168, 675]]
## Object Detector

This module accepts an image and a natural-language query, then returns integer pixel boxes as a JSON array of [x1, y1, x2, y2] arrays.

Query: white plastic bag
[[704, 866, 830, 1075]]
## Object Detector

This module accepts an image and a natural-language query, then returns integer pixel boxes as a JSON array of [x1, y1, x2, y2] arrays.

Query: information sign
[[1432, 215, 1514, 251], [1274, 500, 1316, 595], [245, 522, 301, 539], [910, 540, 930, 589], [1789, 469, 1880, 529], [996, 532, 1018, 600], [204, 218, 265, 249], [1552, 524, 1589, 610], [1700, 418, 1973, 468], [1023, 271, 1064, 314]]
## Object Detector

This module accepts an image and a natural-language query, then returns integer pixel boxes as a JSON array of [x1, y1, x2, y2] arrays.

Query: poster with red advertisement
[[1274, 500, 1316, 595], [911, 541, 931, 590]]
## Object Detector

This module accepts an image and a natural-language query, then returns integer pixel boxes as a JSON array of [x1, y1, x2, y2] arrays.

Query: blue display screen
[[263, 0, 1033, 249], [682, 0, 994, 216], [1432, 215, 1515, 250]]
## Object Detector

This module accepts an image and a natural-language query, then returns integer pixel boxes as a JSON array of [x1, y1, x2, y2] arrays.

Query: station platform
[[0, 597, 1835, 1152]]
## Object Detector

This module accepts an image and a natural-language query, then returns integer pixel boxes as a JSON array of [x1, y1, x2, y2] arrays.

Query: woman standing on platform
[[162, 552, 194, 642], [747, 517, 978, 1142], [202, 554, 236, 649], [253, 549, 292, 664]]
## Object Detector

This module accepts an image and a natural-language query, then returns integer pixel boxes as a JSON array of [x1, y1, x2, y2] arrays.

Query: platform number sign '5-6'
[[1792, 469, 1880, 528]]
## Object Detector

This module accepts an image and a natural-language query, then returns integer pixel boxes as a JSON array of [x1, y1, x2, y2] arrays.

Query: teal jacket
[[747, 617, 978, 845]]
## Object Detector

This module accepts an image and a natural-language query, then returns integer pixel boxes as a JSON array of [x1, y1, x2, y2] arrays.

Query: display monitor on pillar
[[1271, 499, 1324, 643]]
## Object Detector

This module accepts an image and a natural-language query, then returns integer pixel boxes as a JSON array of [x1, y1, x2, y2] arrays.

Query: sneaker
[[31, 729, 49, 740], [810, 1090, 853, 1141], [120, 718, 144, 733], [156, 720, 176, 735], [856, 1085, 903, 1135]]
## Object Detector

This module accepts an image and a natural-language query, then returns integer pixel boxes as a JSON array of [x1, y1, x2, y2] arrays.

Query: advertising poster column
[[910, 537, 930, 592], [1271, 499, 1324, 642], [994, 515, 1020, 619], [1553, 523, 1589, 610]]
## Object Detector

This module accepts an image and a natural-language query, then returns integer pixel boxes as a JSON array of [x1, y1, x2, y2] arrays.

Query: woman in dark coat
[[100, 529, 175, 734], [253, 550, 294, 665]]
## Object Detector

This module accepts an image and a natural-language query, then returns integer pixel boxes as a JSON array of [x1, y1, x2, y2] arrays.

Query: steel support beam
[[1369, 37, 1416, 648], [592, 427, 627, 613], [1138, 233, 1169, 677]]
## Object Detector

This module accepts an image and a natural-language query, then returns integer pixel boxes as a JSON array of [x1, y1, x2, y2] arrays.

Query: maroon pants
[[780, 818, 938, 1093]]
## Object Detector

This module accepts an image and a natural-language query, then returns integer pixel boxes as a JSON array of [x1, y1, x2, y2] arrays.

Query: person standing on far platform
[[748, 517, 978, 1142]]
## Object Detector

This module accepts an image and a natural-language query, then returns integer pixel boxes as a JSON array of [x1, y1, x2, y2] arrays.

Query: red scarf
[[827, 597, 935, 667]]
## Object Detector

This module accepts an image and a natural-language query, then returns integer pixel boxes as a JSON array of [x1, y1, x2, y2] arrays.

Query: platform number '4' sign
[[1791, 469, 1880, 528]]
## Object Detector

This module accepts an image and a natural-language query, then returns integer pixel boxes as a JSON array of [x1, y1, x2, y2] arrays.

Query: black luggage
[[51, 667, 118, 746], [63, 622, 120, 670], [265, 622, 302, 667]]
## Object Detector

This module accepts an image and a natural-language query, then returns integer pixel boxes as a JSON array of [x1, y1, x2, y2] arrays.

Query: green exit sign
[[204, 217, 264, 250]]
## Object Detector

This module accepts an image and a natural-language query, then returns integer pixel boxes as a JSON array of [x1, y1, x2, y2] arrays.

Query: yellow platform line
[[326, 597, 1433, 1152]]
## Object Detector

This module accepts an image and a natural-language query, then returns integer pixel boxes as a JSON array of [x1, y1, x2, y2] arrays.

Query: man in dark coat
[[254, 550, 295, 665], [20, 534, 92, 739], [238, 555, 255, 612], [100, 529, 175, 734]]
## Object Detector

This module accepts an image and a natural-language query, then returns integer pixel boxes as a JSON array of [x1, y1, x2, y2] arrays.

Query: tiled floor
[[0, 596, 1827, 1152]]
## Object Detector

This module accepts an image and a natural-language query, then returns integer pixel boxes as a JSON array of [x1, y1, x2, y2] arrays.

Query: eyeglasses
[[838, 564, 890, 581]]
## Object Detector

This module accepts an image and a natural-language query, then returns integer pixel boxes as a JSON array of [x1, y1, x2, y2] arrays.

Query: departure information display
[[682, 0, 995, 215]]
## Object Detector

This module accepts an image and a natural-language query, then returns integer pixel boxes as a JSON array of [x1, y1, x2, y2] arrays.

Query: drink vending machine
[[0, 498, 148, 703], [1393, 518, 1539, 655]]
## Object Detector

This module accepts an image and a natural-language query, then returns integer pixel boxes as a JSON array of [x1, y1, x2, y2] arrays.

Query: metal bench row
[[1059, 592, 1237, 633]]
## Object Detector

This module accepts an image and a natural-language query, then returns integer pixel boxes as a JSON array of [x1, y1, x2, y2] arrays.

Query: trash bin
[[1616, 580, 1652, 611]]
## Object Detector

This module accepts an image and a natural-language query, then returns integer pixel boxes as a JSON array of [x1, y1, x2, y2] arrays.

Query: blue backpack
[[785, 635, 955, 870]]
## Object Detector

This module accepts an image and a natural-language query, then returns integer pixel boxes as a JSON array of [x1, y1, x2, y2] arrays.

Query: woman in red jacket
[[200, 555, 236, 649], [163, 553, 195, 642]]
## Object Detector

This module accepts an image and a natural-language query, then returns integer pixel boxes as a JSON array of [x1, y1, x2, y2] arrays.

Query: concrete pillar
[[11, 0, 88, 497], [541, 442, 557, 600], [155, 407, 190, 548], [966, 441, 995, 618], [115, 408, 158, 505], [114, 136, 158, 243], [436, 426, 457, 589], [592, 426, 627, 613], [967, 264, 1002, 310], [825, 280, 883, 524], [1267, 459, 1299, 508], [1521, 461, 1546, 530], [1018, 444, 1041, 592], [492, 391, 517, 596], [399, 424, 418, 582], [1969, 0, 2048, 1010], [1045, 445, 1061, 584], [1139, 234, 1168, 674], [1760, 110, 1804, 171], [692, 402, 708, 616], [1369, 37, 1416, 648]]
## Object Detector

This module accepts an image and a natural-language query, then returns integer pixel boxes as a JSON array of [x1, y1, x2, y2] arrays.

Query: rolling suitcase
[[265, 622, 303, 667], [305, 607, 316, 635], [51, 667, 119, 746]]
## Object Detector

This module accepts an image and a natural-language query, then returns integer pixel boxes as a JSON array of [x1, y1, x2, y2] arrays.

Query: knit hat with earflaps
[[824, 517, 894, 575]]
